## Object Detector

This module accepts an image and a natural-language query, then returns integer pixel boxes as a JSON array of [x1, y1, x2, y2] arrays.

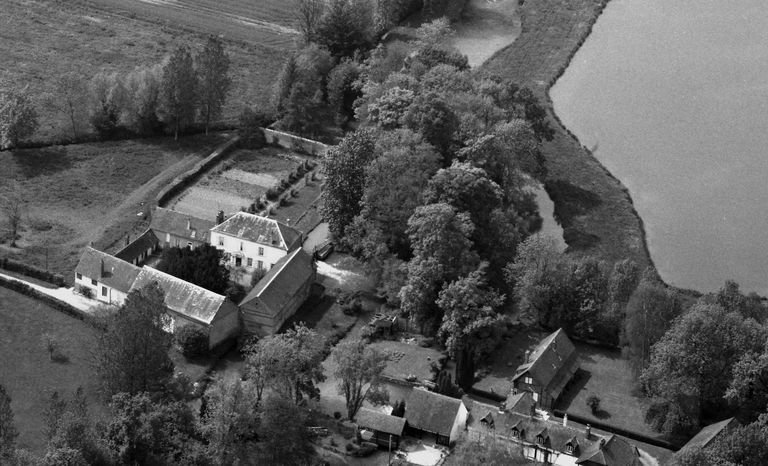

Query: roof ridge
[[141, 266, 226, 300], [251, 248, 302, 297]]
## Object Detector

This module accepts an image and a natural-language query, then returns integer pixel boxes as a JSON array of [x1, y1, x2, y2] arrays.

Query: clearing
[[0, 134, 229, 280], [0, 287, 105, 454], [450, 0, 521, 67], [0, 0, 286, 141]]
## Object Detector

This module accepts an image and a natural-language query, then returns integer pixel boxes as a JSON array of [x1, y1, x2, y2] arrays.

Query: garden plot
[[171, 186, 252, 219]]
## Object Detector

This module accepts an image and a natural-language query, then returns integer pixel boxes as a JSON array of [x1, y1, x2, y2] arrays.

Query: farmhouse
[[210, 212, 302, 272], [239, 247, 316, 336], [471, 400, 641, 466], [678, 417, 739, 453], [130, 267, 240, 348], [149, 207, 216, 250], [355, 408, 406, 449], [405, 388, 468, 446], [511, 328, 579, 409], [74, 247, 141, 306]]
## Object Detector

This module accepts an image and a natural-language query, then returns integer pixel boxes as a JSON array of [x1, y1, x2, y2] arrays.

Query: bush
[[238, 107, 268, 149], [586, 394, 601, 414], [251, 268, 268, 287], [342, 299, 363, 316], [78, 285, 93, 299], [0, 257, 65, 286], [0, 275, 88, 323], [175, 326, 209, 358], [266, 187, 280, 201], [334, 411, 342, 420], [345, 443, 355, 452], [225, 283, 247, 303]]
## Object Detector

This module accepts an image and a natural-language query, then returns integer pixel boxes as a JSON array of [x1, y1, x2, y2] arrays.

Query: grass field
[[0, 134, 228, 280], [0, 0, 287, 142], [481, 0, 653, 270], [0, 287, 105, 454]]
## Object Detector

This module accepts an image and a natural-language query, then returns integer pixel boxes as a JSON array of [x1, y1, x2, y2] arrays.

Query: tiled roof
[[240, 248, 315, 310], [405, 389, 464, 437], [577, 434, 641, 466], [356, 408, 406, 437], [513, 328, 579, 399], [211, 212, 301, 250], [680, 418, 738, 451], [114, 229, 159, 262], [150, 207, 215, 243], [75, 247, 141, 293], [505, 391, 536, 415], [129, 267, 227, 325]]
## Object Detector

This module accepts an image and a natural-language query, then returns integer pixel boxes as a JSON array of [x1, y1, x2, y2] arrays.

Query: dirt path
[[451, 0, 521, 67], [0, 272, 95, 313]]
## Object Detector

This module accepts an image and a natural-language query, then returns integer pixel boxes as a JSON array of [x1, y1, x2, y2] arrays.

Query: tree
[[403, 92, 459, 160], [156, 244, 229, 294], [279, 75, 325, 137], [42, 448, 88, 466], [201, 376, 260, 463], [714, 279, 766, 322], [332, 339, 388, 419], [0, 183, 23, 247], [437, 264, 505, 389], [88, 72, 127, 139], [327, 60, 361, 126], [256, 396, 314, 465], [0, 384, 17, 458], [641, 303, 766, 435], [41, 332, 60, 361], [45, 72, 88, 139], [272, 54, 299, 117], [321, 129, 376, 239], [161, 46, 198, 139], [366, 86, 415, 130], [0, 85, 38, 149], [238, 107, 267, 149], [124, 64, 164, 135], [316, 0, 373, 58], [196, 36, 231, 134], [445, 432, 530, 466], [391, 399, 405, 417], [669, 420, 768, 466], [726, 339, 768, 419], [45, 388, 108, 465], [294, 0, 325, 44], [92, 282, 174, 396]]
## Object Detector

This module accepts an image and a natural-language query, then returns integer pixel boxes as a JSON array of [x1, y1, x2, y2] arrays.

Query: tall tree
[[726, 338, 768, 419], [201, 376, 260, 463], [0, 384, 17, 459], [327, 59, 361, 126], [92, 282, 174, 396], [0, 182, 23, 247], [161, 46, 198, 140], [316, 0, 373, 58], [332, 339, 388, 420], [294, 0, 325, 44], [157, 244, 230, 294], [0, 85, 38, 149], [124, 64, 164, 135], [256, 396, 314, 465], [45, 72, 88, 139], [321, 129, 376, 239], [88, 71, 127, 139], [196, 36, 231, 134], [437, 264, 505, 389], [403, 92, 459, 161]]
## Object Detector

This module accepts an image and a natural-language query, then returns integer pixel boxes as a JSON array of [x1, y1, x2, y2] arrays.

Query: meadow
[[0, 287, 104, 454]]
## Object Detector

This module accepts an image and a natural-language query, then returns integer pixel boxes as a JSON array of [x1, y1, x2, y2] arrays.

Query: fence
[[263, 128, 329, 156]]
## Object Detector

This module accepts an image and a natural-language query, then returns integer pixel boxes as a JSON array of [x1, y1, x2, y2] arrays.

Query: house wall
[[155, 230, 208, 250], [240, 273, 314, 336], [515, 374, 553, 409], [449, 402, 469, 445], [210, 231, 287, 271], [522, 445, 577, 466], [209, 301, 241, 348], [74, 274, 127, 306]]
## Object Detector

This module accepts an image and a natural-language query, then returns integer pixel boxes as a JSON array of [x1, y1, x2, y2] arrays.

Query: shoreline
[[481, 0, 657, 275]]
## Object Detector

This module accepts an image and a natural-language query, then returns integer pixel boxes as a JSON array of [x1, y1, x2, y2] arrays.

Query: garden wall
[[263, 129, 329, 156]]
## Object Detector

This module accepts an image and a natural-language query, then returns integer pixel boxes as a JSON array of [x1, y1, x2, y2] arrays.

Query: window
[[91, 279, 97, 286], [524, 376, 533, 385], [101, 286, 107, 297], [532, 392, 539, 402], [76, 273, 82, 280], [247, 258, 253, 267], [235, 257, 242, 267], [511, 429, 519, 439], [566, 445, 574, 454], [187, 242, 192, 249], [258, 260, 263, 269], [537, 436, 544, 445], [240, 242, 243, 251], [258, 247, 264, 256], [218, 237, 224, 246]]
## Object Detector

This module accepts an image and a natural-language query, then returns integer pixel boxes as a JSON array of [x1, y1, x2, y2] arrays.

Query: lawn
[[0, 0, 286, 142], [270, 173, 324, 235], [369, 340, 444, 384], [0, 287, 105, 454], [480, 0, 654, 271], [0, 133, 229, 281], [556, 342, 660, 440]]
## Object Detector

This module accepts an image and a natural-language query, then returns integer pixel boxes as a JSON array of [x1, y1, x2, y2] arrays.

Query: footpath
[[0, 271, 95, 313]]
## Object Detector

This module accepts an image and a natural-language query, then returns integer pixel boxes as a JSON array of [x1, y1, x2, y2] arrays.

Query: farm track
[[76, 0, 299, 49]]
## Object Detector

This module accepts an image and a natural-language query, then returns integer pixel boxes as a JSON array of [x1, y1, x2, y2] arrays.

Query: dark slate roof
[[150, 207, 215, 243], [211, 212, 301, 250], [513, 328, 579, 398], [576, 434, 641, 466], [680, 418, 738, 451], [505, 391, 536, 415], [240, 248, 315, 310], [129, 267, 227, 325], [405, 389, 464, 437], [74, 247, 141, 293], [356, 408, 406, 436], [114, 229, 159, 262]]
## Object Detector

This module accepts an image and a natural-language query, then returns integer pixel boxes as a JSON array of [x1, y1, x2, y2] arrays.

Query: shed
[[405, 389, 468, 446], [355, 408, 406, 449]]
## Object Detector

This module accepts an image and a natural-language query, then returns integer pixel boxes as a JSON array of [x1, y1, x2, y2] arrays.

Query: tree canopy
[[157, 244, 230, 295]]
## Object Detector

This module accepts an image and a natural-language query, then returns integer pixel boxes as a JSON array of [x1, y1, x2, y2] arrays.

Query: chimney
[[100, 258, 105, 278], [599, 438, 606, 449], [585, 424, 591, 439], [125, 234, 130, 246], [563, 414, 568, 427], [512, 387, 518, 395], [187, 218, 192, 230], [524, 350, 531, 362]]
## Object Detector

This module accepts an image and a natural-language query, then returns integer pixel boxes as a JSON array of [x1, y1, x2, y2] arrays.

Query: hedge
[[0, 275, 92, 324], [0, 257, 65, 287]]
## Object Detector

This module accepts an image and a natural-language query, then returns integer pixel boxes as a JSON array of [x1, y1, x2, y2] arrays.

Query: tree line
[[0, 36, 230, 149]]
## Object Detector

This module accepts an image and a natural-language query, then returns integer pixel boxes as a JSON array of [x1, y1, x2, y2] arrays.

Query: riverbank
[[481, 0, 654, 271]]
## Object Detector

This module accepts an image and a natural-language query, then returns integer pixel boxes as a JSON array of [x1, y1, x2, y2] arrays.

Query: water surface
[[551, 0, 768, 293]]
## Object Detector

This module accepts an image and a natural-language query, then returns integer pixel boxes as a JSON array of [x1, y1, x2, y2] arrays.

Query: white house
[[74, 247, 141, 306], [405, 388, 469, 446], [210, 212, 302, 272]]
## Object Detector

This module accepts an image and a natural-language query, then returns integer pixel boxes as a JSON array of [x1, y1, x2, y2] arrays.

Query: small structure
[[114, 229, 160, 266], [149, 207, 215, 250], [576, 434, 641, 466], [678, 417, 739, 453], [512, 328, 579, 409], [405, 388, 468, 446], [355, 408, 406, 449], [130, 267, 240, 348], [239, 248, 316, 336], [74, 247, 141, 306], [210, 212, 302, 272]]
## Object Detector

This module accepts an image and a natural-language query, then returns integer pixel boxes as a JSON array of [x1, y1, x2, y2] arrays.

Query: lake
[[550, 0, 768, 294]]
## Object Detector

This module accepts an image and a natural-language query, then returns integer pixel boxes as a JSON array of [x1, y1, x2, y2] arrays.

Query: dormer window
[[537, 435, 544, 445], [566, 445, 574, 454], [511, 428, 520, 438], [218, 237, 224, 246], [524, 376, 533, 385]]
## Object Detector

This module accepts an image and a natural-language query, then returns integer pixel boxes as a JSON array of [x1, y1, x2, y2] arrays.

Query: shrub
[[290, 188, 299, 197], [238, 107, 268, 149], [175, 326, 209, 358], [266, 187, 280, 200], [78, 285, 93, 299], [279, 197, 287, 206], [345, 443, 355, 452], [251, 268, 267, 287], [334, 411, 342, 420], [225, 283, 246, 303], [586, 394, 601, 414], [0, 257, 65, 286]]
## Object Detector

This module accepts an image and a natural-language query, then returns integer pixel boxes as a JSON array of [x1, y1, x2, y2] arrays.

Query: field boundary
[[264, 128, 330, 155], [0, 275, 93, 324]]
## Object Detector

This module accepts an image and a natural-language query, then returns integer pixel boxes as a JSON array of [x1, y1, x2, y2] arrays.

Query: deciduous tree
[[196, 36, 231, 134], [0, 183, 23, 247], [201, 376, 260, 463], [45, 72, 88, 139], [332, 339, 388, 419], [316, 0, 373, 58], [0, 384, 17, 458], [157, 244, 229, 294], [256, 396, 314, 465], [0, 85, 38, 149], [294, 0, 325, 44], [88, 71, 127, 139], [161, 46, 198, 139], [124, 64, 164, 135]]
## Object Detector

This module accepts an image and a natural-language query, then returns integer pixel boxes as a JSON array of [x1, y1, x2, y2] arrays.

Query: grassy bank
[[481, 0, 653, 270]]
